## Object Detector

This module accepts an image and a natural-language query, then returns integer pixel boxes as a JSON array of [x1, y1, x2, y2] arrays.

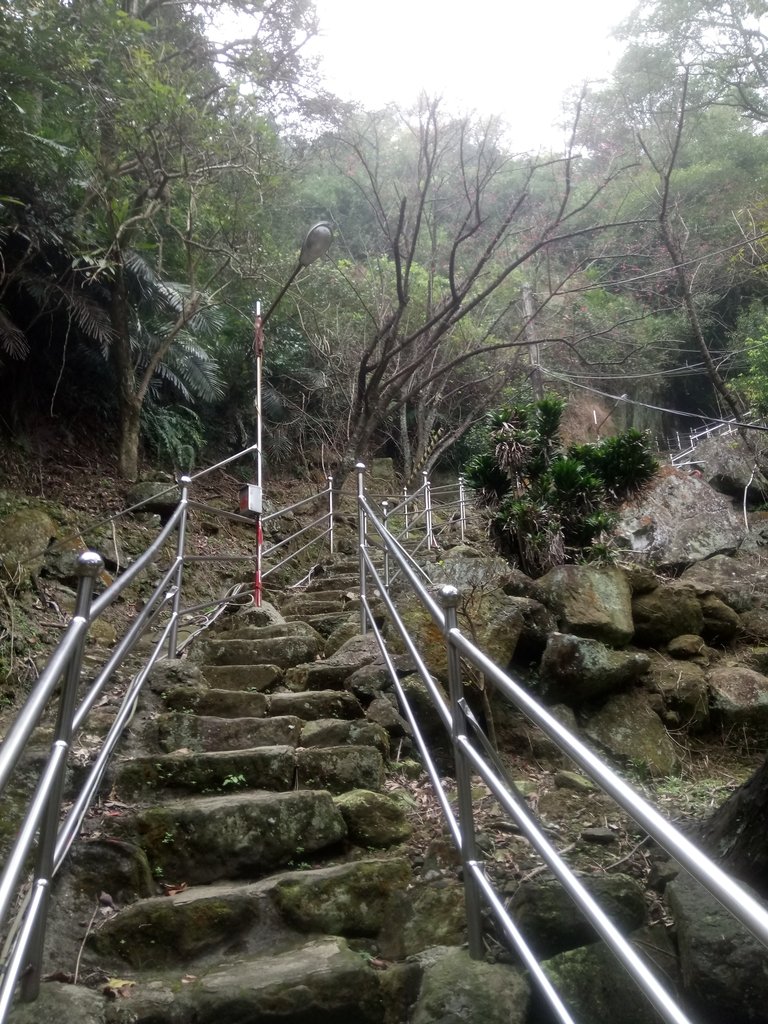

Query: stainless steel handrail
[[0, 457, 335, 1018], [355, 461, 768, 1024]]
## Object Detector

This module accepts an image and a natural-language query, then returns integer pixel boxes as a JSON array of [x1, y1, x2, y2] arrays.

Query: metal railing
[[354, 461, 768, 1024], [0, 445, 334, 1018]]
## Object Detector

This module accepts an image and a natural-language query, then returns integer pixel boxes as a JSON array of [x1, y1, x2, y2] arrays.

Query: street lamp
[[245, 222, 333, 607]]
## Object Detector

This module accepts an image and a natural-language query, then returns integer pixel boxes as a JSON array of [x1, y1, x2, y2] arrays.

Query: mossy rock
[[334, 788, 412, 847]]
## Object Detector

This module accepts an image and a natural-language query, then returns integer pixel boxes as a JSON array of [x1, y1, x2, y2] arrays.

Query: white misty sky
[[308, 0, 639, 150]]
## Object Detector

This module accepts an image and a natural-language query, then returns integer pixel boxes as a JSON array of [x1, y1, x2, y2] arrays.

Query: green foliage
[[140, 405, 204, 472], [466, 396, 658, 576]]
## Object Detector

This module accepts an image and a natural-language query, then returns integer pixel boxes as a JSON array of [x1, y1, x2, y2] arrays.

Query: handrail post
[[423, 471, 434, 548], [381, 500, 390, 591], [356, 463, 368, 634], [167, 475, 191, 658], [403, 486, 410, 539], [440, 584, 484, 959], [20, 551, 104, 1003], [327, 475, 335, 555], [458, 474, 466, 544]]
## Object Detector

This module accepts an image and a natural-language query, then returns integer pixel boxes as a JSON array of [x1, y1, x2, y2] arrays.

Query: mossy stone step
[[267, 689, 364, 721], [106, 789, 346, 885], [218, 620, 323, 642], [201, 633, 321, 668], [116, 744, 383, 799], [296, 744, 384, 794], [303, 573, 360, 592], [163, 686, 268, 719], [114, 746, 297, 797], [154, 712, 301, 752], [284, 611, 351, 638], [283, 661, 358, 692], [88, 858, 412, 969], [200, 663, 281, 691], [279, 596, 353, 616], [300, 718, 389, 756]]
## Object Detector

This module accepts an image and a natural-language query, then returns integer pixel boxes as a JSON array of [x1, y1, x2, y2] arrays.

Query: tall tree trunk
[[110, 267, 141, 480]]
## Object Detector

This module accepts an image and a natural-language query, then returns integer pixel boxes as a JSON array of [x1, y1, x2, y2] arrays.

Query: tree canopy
[[2, 0, 768, 479]]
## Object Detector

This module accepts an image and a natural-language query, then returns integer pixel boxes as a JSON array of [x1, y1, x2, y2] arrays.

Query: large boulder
[[682, 552, 768, 613], [694, 432, 768, 502], [410, 946, 530, 1024], [540, 925, 680, 1024], [667, 872, 768, 1024], [0, 506, 58, 586], [708, 664, 768, 738], [539, 633, 650, 706], [614, 466, 745, 570], [632, 582, 704, 646], [537, 565, 634, 647], [509, 873, 646, 958], [393, 574, 524, 680], [582, 690, 681, 777], [645, 652, 709, 732]]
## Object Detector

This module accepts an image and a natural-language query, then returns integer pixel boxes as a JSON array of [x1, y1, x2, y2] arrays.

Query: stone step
[[201, 633, 321, 668], [300, 718, 389, 756], [201, 663, 281, 691], [283, 661, 357, 692], [217, 620, 323, 643], [114, 746, 297, 797], [267, 689, 364, 721], [153, 712, 302, 752], [284, 611, 352, 638], [114, 744, 384, 798], [279, 596, 354, 616], [296, 744, 384, 794], [88, 858, 411, 969], [305, 573, 360, 592], [107, 790, 346, 886], [90, 936, 385, 1023], [163, 686, 268, 719]]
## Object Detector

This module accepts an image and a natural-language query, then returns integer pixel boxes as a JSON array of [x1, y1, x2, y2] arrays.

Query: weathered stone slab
[[667, 873, 768, 1024], [614, 466, 744, 570], [509, 874, 646, 958], [539, 632, 649, 705], [110, 790, 346, 884], [155, 713, 300, 752], [334, 789, 411, 847], [296, 745, 384, 793], [537, 565, 634, 647], [114, 746, 297, 797], [300, 718, 389, 756], [202, 634, 320, 668], [708, 664, 768, 737], [201, 663, 281, 691], [163, 687, 268, 718], [410, 946, 530, 1024], [190, 936, 384, 1023], [267, 690, 364, 721], [583, 690, 680, 777], [272, 858, 411, 936]]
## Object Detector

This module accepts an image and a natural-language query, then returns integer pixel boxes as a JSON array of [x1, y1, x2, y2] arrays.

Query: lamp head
[[299, 221, 333, 268]]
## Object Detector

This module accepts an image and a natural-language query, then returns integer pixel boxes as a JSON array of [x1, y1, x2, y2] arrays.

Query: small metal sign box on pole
[[239, 484, 263, 516]]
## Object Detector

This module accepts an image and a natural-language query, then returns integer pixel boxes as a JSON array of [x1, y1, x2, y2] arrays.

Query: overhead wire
[[542, 367, 768, 432]]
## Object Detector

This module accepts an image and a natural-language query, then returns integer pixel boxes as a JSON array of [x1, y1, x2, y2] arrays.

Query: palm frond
[[0, 307, 29, 358]]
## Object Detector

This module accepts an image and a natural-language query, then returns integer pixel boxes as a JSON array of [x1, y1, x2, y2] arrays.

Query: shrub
[[465, 396, 657, 576]]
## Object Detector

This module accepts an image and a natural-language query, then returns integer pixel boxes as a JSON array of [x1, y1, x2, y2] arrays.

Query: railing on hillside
[[354, 461, 768, 1024], [669, 416, 746, 467], [0, 444, 336, 1019]]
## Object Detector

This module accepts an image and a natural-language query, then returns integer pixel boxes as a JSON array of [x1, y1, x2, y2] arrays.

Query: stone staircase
[[11, 556, 527, 1024]]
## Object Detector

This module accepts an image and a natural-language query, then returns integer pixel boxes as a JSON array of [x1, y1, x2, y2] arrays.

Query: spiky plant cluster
[[464, 396, 658, 576]]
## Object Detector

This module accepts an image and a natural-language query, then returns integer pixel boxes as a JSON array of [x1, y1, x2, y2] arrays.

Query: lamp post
[[248, 222, 333, 607]]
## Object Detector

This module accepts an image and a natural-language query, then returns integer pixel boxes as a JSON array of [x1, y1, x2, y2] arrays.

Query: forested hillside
[[2, 0, 768, 483]]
